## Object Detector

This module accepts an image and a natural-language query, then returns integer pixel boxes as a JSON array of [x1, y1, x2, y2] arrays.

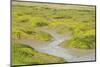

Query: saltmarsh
[[12, 43, 65, 65], [12, 1, 96, 65]]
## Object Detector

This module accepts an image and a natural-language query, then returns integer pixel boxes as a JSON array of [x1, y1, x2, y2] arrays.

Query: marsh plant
[[12, 1, 96, 66]]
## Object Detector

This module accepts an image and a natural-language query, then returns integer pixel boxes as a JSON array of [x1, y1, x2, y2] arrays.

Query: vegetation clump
[[12, 1, 96, 65], [12, 43, 65, 65]]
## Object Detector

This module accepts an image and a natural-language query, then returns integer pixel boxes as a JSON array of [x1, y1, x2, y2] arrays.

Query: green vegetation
[[61, 31, 95, 49], [12, 43, 65, 65], [12, 3, 95, 43], [12, 5, 53, 41], [12, 29, 52, 41], [59, 13, 96, 49], [12, 1, 96, 65]]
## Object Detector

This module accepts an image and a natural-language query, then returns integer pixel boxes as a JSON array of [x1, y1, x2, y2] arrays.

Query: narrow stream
[[16, 29, 95, 62]]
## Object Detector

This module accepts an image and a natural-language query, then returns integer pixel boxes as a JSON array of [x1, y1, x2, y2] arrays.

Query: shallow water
[[15, 28, 95, 62]]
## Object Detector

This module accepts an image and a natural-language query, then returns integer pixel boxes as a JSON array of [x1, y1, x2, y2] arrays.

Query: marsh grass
[[12, 43, 65, 65], [12, 1, 96, 65]]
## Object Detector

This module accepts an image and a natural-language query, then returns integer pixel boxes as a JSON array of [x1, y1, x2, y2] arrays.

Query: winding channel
[[16, 28, 95, 62]]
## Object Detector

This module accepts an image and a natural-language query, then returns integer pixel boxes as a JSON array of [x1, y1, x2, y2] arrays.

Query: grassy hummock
[[12, 43, 66, 65]]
